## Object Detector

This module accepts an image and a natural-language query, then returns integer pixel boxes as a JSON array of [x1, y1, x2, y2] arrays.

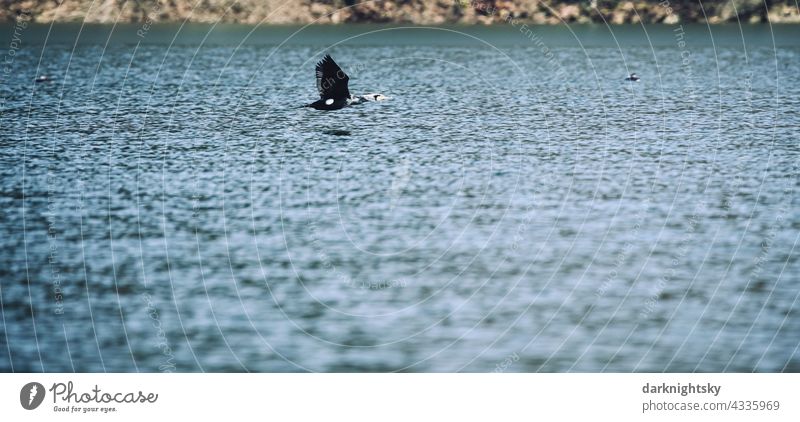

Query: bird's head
[[367, 93, 391, 101]]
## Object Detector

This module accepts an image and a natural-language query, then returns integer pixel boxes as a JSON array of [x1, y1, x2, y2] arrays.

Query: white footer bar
[[1, 374, 797, 421]]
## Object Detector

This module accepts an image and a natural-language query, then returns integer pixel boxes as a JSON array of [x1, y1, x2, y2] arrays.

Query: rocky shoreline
[[2, 1, 799, 25]]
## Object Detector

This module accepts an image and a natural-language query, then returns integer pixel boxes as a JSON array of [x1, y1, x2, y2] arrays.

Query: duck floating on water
[[35, 75, 50, 83], [304, 54, 390, 110], [625, 73, 640, 82]]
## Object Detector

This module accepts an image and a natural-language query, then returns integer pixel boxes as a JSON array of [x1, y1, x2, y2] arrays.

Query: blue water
[[1, 23, 798, 372]]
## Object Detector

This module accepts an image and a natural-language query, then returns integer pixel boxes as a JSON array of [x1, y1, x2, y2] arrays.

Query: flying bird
[[304, 54, 389, 110]]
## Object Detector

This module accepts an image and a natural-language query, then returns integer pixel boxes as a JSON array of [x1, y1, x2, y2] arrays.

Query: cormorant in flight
[[304, 54, 389, 110]]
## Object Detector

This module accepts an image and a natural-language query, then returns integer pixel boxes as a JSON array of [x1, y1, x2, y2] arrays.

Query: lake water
[[1, 23, 798, 372]]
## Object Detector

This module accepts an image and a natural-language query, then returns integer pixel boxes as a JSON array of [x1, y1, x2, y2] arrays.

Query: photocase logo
[[20, 382, 45, 410]]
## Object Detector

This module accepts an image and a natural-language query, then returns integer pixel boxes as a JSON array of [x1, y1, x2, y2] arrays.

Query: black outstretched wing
[[315, 54, 350, 100]]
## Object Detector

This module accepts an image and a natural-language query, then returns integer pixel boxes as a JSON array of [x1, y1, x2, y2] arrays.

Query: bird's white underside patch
[[325, 98, 334, 105]]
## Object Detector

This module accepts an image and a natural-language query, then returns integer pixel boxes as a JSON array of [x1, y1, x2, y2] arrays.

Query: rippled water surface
[[1, 24, 799, 372]]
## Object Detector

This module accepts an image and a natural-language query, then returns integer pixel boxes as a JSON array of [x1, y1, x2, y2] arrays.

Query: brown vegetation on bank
[[1, 0, 798, 24]]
